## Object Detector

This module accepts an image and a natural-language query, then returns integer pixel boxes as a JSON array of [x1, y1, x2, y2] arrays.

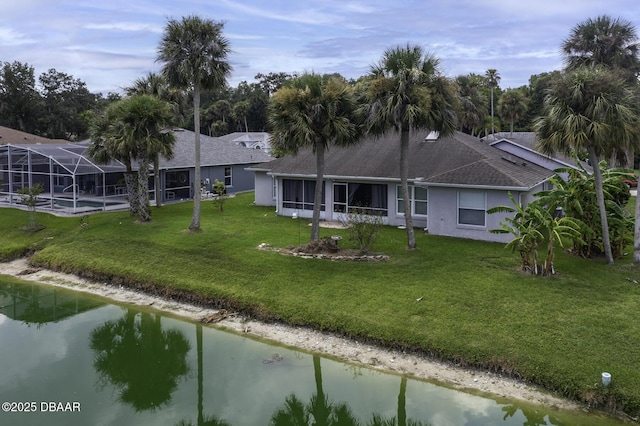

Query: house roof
[[251, 131, 553, 190], [216, 132, 272, 150], [159, 129, 273, 169], [0, 126, 69, 145], [487, 131, 588, 170]]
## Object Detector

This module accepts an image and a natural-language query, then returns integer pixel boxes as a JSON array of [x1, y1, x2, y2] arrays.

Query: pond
[[0, 277, 625, 426]]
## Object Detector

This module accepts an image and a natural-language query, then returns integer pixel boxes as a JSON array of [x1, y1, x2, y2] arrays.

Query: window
[[272, 176, 277, 199], [458, 191, 486, 226], [334, 182, 387, 216], [396, 185, 428, 216], [224, 167, 232, 187], [333, 183, 347, 213], [282, 179, 325, 211]]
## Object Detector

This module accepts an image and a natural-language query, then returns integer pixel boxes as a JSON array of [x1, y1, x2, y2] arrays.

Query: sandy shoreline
[[0, 257, 580, 412]]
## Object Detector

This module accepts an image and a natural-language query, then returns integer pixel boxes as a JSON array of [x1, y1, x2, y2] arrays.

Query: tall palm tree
[[534, 66, 640, 264], [269, 73, 363, 241], [562, 15, 640, 264], [562, 15, 640, 81], [497, 89, 528, 137], [485, 69, 500, 137], [365, 45, 458, 249], [157, 16, 232, 231]]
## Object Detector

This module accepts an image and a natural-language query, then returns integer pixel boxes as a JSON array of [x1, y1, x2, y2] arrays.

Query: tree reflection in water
[[270, 355, 433, 426], [176, 324, 231, 426], [90, 309, 190, 411], [270, 355, 359, 425]]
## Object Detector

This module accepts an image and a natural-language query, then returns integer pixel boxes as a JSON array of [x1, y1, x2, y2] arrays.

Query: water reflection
[[90, 309, 190, 411], [176, 324, 231, 426], [271, 355, 359, 425], [0, 280, 103, 325]]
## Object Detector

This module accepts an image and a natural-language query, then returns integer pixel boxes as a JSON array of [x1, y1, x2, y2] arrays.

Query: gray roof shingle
[[253, 131, 552, 189], [160, 129, 273, 169]]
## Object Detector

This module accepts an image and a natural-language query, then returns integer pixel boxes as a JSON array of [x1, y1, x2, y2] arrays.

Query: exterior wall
[[253, 171, 276, 206], [199, 164, 259, 194], [259, 174, 543, 243], [426, 187, 524, 243]]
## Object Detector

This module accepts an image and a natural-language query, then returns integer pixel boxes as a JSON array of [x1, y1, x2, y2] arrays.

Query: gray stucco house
[[248, 131, 555, 243], [158, 129, 272, 201]]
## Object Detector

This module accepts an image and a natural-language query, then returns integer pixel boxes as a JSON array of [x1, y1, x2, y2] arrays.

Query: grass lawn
[[2, 192, 640, 416]]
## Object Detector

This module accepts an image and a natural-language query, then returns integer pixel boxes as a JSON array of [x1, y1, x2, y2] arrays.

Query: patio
[[0, 143, 132, 214]]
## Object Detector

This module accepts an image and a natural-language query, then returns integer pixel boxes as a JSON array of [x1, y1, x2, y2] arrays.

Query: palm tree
[[157, 16, 232, 231], [562, 15, 640, 81], [534, 66, 640, 264], [126, 72, 186, 207], [497, 89, 528, 137], [269, 73, 363, 241], [88, 95, 176, 222], [485, 69, 500, 137], [232, 100, 251, 133], [455, 73, 488, 136], [365, 45, 458, 249]]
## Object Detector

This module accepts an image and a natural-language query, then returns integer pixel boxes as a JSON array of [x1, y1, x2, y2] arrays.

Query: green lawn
[[2, 193, 640, 416]]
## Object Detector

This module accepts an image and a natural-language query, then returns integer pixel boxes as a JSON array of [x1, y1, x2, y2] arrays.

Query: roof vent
[[501, 155, 518, 165], [424, 131, 439, 142]]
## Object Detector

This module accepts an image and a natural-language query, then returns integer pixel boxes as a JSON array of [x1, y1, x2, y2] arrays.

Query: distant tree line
[[0, 58, 568, 145]]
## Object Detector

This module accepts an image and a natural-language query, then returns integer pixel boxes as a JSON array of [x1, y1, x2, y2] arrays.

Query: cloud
[[84, 22, 164, 33], [0, 27, 36, 46]]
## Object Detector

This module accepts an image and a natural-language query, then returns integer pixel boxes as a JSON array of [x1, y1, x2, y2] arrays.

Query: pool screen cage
[[0, 143, 133, 213]]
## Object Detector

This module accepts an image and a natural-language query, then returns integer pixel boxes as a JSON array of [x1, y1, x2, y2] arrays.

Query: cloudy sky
[[1, 0, 639, 95]]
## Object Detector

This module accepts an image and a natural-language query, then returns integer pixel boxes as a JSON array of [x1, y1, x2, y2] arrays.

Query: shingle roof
[[0, 126, 69, 145], [252, 131, 553, 189], [489, 131, 590, 171], [159, 129, 273, 169]]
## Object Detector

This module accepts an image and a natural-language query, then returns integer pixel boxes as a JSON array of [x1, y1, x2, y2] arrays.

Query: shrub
[[339, 209, 383, 254]]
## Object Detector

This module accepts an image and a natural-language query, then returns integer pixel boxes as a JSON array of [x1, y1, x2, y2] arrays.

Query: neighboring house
[[0, 126, 68, 145], [157, 129, 273, 201], [216, 132, 272, 153], [248, 131, 555, 243], [0, 128, 272, 213], [486, 132, 589, 175]]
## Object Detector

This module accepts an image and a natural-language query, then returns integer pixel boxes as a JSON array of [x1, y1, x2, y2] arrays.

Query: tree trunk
[[189, 84, 201, 231], [124, 171, 139, 217], [154, 154, 162, 208], [137, 159, 151, 222], [400, 128, 416, 249], [634, 177, 640, 263], [311, 140, 324, 241], [588, 147, 614, 264], [490, 88, 495, 136]]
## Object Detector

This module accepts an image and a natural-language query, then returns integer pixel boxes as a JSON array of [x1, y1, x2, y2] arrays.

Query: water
[[0, 277, 625, 425], [53, 199, 121, 208]]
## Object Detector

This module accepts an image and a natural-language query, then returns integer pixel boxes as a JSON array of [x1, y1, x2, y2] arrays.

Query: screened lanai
[[0, 143, 131, 214]]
